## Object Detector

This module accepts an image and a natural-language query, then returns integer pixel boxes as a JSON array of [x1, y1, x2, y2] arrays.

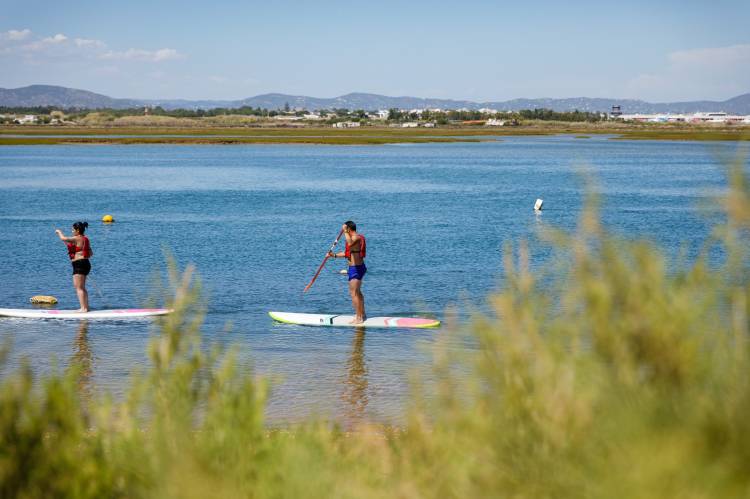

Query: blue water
[[0, 136, 743, 424]]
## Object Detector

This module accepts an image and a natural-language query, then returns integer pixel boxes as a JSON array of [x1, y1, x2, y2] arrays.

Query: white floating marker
[[534, 198, 544, 211]]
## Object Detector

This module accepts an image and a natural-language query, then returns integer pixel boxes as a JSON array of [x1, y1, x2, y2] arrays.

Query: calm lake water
[[0, 136, 744, 424]]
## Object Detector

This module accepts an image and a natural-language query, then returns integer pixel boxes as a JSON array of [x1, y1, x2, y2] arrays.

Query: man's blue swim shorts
[[348, 264, 367, 281]]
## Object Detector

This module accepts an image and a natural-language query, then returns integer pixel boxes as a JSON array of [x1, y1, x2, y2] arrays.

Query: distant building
[[617, 111, 749, 124], [332, 121, 361, 128], [16, 115, 37, 124], [485, 118, 505, 126], [689, 112, 747, 123], [610, 105, 622, 118], [401, 122, 419, 128]]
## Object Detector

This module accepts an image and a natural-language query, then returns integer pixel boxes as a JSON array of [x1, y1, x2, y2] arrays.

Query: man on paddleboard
[[329, 221, 367, 324]]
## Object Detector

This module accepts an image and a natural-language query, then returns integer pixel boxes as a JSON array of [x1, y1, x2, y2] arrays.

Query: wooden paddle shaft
[[303, 229, 344, 293]]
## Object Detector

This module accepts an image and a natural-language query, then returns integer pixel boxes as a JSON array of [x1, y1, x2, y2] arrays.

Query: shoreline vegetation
[[0, 123, 749, 145], [4, 155, 750, 496]]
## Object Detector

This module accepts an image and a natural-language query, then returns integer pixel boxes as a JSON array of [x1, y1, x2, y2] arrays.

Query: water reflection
[[71, 321, 93, 400], [341, 328, 368, 426]]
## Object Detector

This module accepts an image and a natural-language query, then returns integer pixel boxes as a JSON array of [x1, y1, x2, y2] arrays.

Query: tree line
[[1, 105, 605, 123]]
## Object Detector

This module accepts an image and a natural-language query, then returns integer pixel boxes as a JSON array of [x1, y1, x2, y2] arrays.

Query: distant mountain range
[[1, 85, 749, 114]]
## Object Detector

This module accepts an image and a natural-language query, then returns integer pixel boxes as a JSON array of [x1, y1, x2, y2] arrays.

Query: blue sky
[[1, 0, 749, 102]]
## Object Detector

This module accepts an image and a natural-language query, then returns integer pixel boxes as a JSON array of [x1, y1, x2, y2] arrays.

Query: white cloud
[[100, 47, 183, 62], [1, 30, 184, 65], [627, 44, 750, 101], [3, 29, 32, 41], [153, 48, 182, 61], [42, 33, 67, 44], [23, 33, 71, 51], [74, 38, 105, 49]]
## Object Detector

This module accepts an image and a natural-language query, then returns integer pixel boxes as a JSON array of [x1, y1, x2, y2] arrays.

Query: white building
[[692, 112, 729, 123], [16, 115, 37, 124], [401, 122, 419, 128], [332, 121, 361, 128], [617, 111, 749, 124], [690, 112, 747, 124], [485, 118, 506, 126]]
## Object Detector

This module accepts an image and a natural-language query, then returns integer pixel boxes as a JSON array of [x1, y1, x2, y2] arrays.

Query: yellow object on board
[[30, 295, 58, 304], [102, 214, 115, 223]]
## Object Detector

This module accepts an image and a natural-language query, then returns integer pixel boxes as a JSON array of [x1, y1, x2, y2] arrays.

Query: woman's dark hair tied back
[[73, 221, 89, 234]]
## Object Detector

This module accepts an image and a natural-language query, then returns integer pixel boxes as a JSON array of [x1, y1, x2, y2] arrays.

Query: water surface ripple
[[0, 136, 742, 423]]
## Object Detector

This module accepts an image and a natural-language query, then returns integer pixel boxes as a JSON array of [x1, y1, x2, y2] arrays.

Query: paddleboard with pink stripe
[[269, 311, 440, 329], [0, 308, 172, 319]]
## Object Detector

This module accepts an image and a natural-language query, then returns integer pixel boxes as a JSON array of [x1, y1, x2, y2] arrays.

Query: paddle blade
[[303, 256, 330, 293]]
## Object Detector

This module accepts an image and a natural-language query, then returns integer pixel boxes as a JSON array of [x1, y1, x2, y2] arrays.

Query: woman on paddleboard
[[329, 220, 367, 324], [55, 221, 93, 312]]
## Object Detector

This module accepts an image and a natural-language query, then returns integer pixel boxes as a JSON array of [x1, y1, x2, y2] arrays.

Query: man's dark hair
[[344, 220, 356, 232]]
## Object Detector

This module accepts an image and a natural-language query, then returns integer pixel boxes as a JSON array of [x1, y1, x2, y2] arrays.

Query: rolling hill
[[1, 85, 748, 114]]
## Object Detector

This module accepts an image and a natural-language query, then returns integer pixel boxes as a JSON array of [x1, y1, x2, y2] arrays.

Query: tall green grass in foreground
[[4, 160, 750, 498]]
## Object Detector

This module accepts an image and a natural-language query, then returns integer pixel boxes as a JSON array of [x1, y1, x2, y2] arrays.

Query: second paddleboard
[[269, 311, 440, 329], [0, 308, 172, 320]]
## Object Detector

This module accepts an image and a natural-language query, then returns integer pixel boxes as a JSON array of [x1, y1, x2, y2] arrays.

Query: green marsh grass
[[3, 155, 750, 497], [614, 129, 750, 141], [1, 124, 747, 145], [0, 135, 484, 146]]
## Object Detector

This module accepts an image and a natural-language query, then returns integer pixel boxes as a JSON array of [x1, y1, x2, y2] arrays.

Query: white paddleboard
[[0, 308, 172, 320], [269, 311, 440, 329]]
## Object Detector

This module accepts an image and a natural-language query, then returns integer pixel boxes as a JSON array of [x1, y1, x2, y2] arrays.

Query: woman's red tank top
[[67, 236, 92, 260]]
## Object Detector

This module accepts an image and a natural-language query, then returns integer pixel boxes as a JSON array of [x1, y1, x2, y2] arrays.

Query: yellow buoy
[[30, 295, 58, 305], [102, 214, 115, 223]]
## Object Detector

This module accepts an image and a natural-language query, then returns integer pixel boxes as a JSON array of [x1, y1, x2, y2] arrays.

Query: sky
[[1, 0, 749, 102]]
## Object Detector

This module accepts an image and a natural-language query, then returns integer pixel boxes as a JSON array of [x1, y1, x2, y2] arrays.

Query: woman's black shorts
[[72, 259, 91, 276]]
